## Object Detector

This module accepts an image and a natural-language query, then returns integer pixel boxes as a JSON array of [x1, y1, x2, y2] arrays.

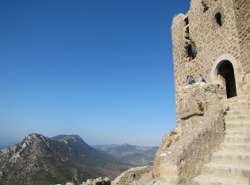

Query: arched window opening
[[185, 40, 197, 60], [215, 12, 223, 26], [217, 60, 237, 98]]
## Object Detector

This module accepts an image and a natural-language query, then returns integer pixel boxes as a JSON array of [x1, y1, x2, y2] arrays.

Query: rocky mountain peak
[[19, 133, 51, 153], [52, 134, 85, 144], [23, 133, 47, 144], [0, 133, 128, 185]]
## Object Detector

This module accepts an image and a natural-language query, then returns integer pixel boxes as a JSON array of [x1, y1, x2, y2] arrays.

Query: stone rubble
[[81, 177, 111, 185]]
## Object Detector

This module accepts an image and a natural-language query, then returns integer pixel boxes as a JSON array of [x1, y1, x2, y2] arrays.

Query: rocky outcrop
[[153, 84, 226, 185], [81, 177, 111, 185], [112, 166, 153, 185], [65, 183, 75, 185]]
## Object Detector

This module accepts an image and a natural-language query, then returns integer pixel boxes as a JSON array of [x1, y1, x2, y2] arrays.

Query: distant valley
[[94, 144, 158, 166]]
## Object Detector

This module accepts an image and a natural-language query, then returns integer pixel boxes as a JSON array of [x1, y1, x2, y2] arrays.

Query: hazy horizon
[[1, 0, 189, 146], [0, 133, 160, 148]]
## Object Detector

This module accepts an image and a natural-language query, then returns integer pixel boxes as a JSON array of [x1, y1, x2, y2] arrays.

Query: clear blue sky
[[0, 0, 189, 146]]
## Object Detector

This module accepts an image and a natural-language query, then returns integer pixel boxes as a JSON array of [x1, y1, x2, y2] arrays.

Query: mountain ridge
[[0, 133, 129, 185]]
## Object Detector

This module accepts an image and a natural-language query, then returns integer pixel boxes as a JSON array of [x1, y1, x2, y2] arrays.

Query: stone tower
[[152, 0, 250, 184], [112, 1, 250, 185], [172, 0, 250, 98]]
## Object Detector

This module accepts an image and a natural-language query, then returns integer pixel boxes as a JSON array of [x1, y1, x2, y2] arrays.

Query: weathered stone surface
[[177, 83, 225, 122], [178, 84, 208, 119], [81, 177, 111, 185], [153, 84, 226, 185], [65, 182, 74, 185], [112, 166, 153, 185]]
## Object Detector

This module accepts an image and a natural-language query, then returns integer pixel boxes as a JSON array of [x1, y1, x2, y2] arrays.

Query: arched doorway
[[216, 60, 237, 98]]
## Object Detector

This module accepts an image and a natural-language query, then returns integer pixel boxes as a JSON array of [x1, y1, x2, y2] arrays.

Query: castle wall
[[172, 0, 246, 95], [234, 0, 250, 75], [152, 1, 250, 184], [112, 1, 250, 185]]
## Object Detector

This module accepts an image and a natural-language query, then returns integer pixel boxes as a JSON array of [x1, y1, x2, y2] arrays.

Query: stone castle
[[172, 0, 249, 99], [111, 0, 250, 185]]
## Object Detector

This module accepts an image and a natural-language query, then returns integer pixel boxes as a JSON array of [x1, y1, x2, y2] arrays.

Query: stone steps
[[225, 123, 250, 133], [227, 104, 250, 110], [226, 129, 250, 136], [228, 106, 250, 111], [212, 151, 250, 166], [227, 107, 250, 113], [191, 98, 250, 185], [202, 162, 250, 177], [192, 174, 248, 185], [221, 143, 250, 153], [226, 120, 250, 125], [227, 99, 250, 104], [228, 100, 250, 104], [225, 116, 250, 121], [225, 118, 250, 122], [225, 110, 250, 116], [224, 135, 250, 143], [225, 122, 250, 129]]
